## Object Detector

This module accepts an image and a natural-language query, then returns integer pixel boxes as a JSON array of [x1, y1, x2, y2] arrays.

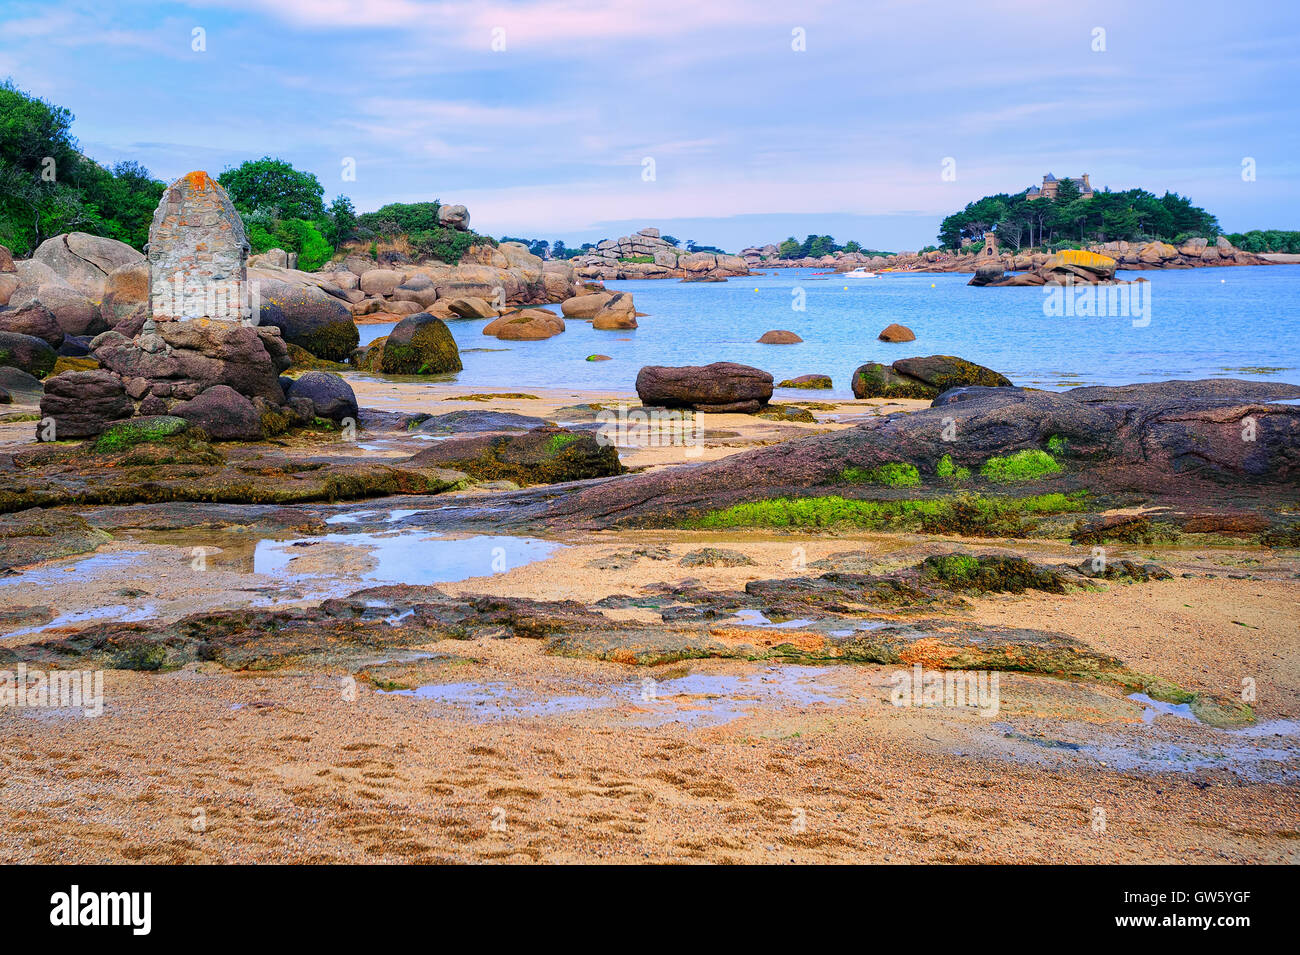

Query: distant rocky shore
[[743, 235, 1274, 274], [571, 228, 750, 280]]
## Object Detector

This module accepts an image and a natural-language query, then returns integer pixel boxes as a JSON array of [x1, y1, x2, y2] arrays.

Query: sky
[[2, 0, 1298, 251]]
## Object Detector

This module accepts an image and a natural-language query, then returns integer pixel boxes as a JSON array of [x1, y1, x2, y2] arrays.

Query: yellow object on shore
[[1045, 249, 1118, 270]]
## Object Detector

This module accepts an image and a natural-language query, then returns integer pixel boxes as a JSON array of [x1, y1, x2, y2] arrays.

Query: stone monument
[[147, 171, 251, 326]]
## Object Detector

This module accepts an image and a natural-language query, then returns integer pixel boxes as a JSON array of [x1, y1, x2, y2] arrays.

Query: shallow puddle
[[253, 530, 560, 589]]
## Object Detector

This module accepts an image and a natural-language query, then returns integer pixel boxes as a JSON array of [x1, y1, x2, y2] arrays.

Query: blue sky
[[3, 0, 1298, 250]]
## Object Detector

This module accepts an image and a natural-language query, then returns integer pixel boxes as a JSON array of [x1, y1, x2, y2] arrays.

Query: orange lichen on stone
[[186, 170, 210, 191]]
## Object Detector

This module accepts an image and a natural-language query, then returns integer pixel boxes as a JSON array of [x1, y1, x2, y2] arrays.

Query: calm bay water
[[357, 265, 1300, 398]]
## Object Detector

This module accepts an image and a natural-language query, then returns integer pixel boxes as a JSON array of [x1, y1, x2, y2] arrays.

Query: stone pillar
[[147, 171, 251, 324], [983, 231, 998, 257]]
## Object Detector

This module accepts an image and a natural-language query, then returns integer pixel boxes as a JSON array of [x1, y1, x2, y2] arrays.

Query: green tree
[[218, 157, 324, 220], [325, 195, 356, 249]]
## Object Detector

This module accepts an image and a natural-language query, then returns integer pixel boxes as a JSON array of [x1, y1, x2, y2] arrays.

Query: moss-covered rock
[[408, 425, 623, 485], [381, 313, 462, 375], [94, 415, 189, 453]]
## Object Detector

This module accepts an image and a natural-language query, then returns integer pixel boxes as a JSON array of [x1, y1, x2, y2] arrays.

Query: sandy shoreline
[[1, 376, 1297, 864]]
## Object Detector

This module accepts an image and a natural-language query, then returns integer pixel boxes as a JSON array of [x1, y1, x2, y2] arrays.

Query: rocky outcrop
[[513, 378, 1300, 530], [573, 228, 750, 280], [560, 291, 613, 318], [970, 249, 1125, 287], [30, 232, 142, 301], [757, 329, 801, 344], [637, 362, 774, 414], [852, 355, 1011, 399], [170, 385, 266, 441], [92, 319, 288, 403]]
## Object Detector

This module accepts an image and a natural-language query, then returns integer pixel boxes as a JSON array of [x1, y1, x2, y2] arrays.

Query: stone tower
[[983, 231, 998, 257], [147, 171, 251, 323]]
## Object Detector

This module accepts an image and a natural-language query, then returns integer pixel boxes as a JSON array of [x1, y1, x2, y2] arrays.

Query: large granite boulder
[[287, 371, 358, 421], [592, 292, 638, 330], [437, 204, 470, 230], [100, 261, 149, 332], [0, 330, 58, 378], [561, 292, 614, 319], [35, 283, 105, 336], [31, 232, 143, 300], [853, 355, 1011, 399], [757, 329, 802, 344], [0, 302, 63, 347], [39, 369, 134, 438], [254, 273, 358, 361], [0, 367, 43, 404], [483, 309, 565, 340], [380, 313, 462, 374], [637, 362, 773, 414]]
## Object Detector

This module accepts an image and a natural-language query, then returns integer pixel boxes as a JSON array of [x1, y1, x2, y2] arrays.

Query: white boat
[[843, 268, 879, 278]]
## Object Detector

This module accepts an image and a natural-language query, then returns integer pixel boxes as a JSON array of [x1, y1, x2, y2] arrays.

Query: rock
[[381, 313, 462, 374], [637, 362, 774, 414], [0, 331, 58, 378], [0, 302, 63, 346], [446, 296, 497, 319], [524, 379, 1300, 531], [0, 367, 43, 404], [893, 355, 1012, 393], [484, 309, 565, 340], [390, 274, 441, 309], [249, 248, 293, 269], [851, 362, 934, 400], [93, 319, 286, 403], [968, 262, 1007, 286], [27, 284, 103, 337], [171, 385, 264, 441], [878, 323, 916, 343], [437, 204, 470, 230], [99, 261, 149, 330], [757, 329, 802, 344], [0, 245, 13, 273], [1138, 241, 1178, 265], [412, 410, 550, 434], [51, 356, 99, 375], [679, 547, 755, 567], [94, 415, 190, 450], [0, 273, 18, 307], [359, 269, 405, 296], [32, 232, 143, 300], [407, 425, 623, 485], [778, 374, 832, 389], [587, 354, 611, 362], [0, 509, 111, 572], [287, 371, 358, 421], [1041, 250, 1118, 283], [591, 292, 637, 329], [38, 369, 134, 438], [148, 173, 251, 321], [254, 272, 358, 361], [560, 291, 614, 319]]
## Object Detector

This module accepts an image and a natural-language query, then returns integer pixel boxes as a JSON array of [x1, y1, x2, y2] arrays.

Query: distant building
[[1026, 173, 1093, 200]]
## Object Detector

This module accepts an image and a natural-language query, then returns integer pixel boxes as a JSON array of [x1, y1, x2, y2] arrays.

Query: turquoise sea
[[357, 265, 1300, 398]]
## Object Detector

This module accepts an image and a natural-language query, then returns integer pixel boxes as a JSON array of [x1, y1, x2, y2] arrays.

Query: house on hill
[[1026, 173, 1094, 200]]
